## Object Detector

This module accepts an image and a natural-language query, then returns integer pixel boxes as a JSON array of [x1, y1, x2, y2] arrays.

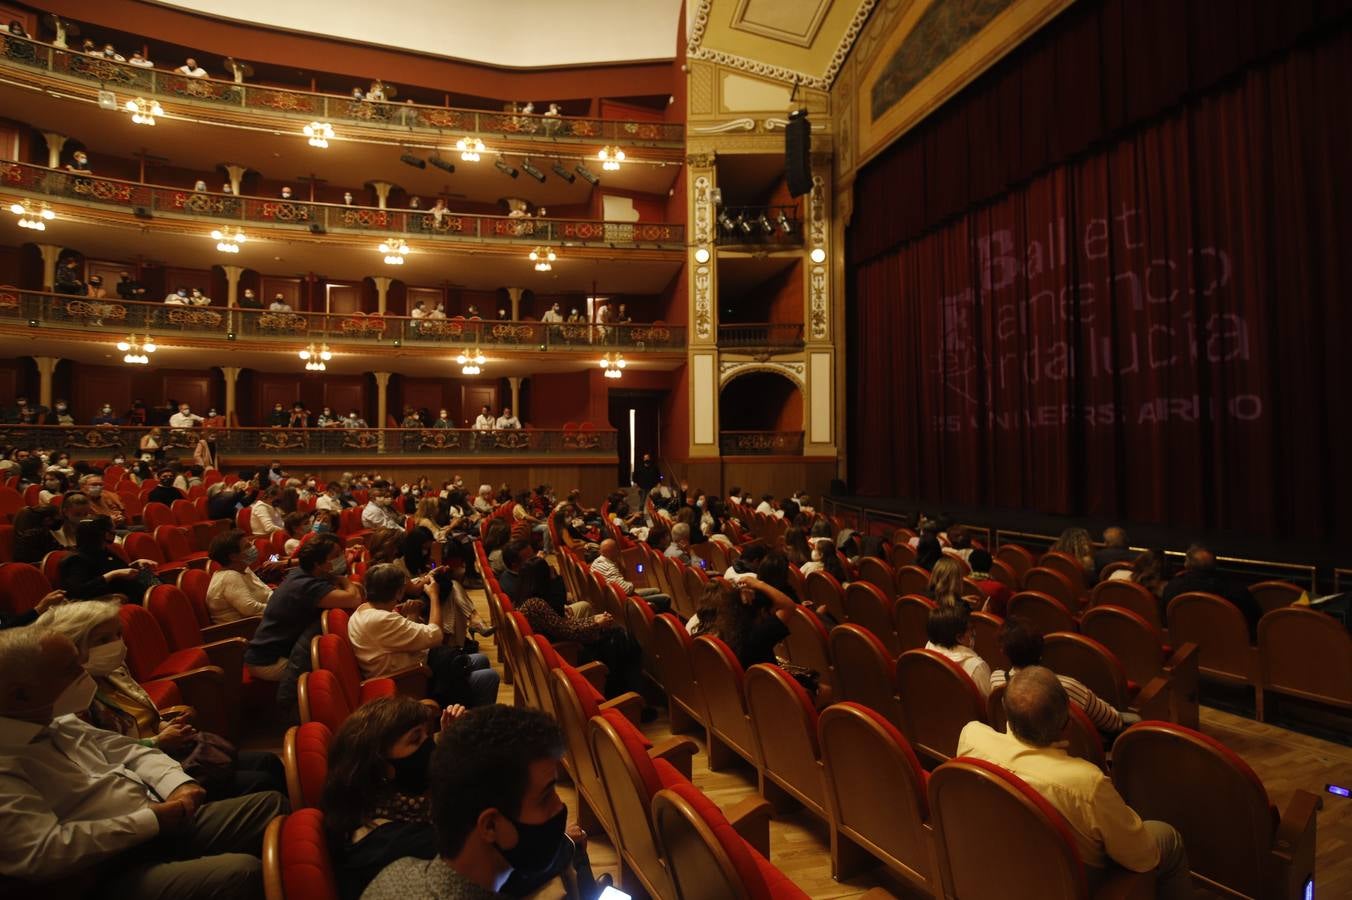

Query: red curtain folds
[[847, 26, 1352, 541]]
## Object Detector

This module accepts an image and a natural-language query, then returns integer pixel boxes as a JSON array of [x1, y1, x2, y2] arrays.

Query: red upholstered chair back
[[623, 594, 658, 681], [283, 721, 332, 810], [893, 593, 937, 653], [856, 556, 897, 598], [745, 664, 825, 817], [1258, 606, 1352, 711], [804, 570, 845, 622], [828, 624, 904, 732], [1042, 632, 1132, 710], [547, 665, 616, 837], [782, 604, 832, 688], [842, 581, 900, 655], [894, 649, 987, 765], [0, 562, 52, 614], [895, 565, 931, 597], [312, 633, 362, 710], [119, 602, 173, 681], [651, 612, 704, 729], [1112, 722, 1279, 898], [1037, 551, 1089, 599], [40, 550, 69, 589], [988, 558, 1020, 592], [142, 501, 175, 530], [322, 607, 350, 639], [125, 531, 166, 564], [1167, 591, 1257, 683], [994, 544, 1036, 584], [171, 499, 199, 525], [1090, 578, 1163, 628], [176, 568, 214, 628], [1080, 605, 1167, 688], [236, 507, 252, 533], [888, 541, 918, 569], [1024, 567, 1080, 612], [1008, 590, 1077, 636], [651, 780, 810, 900], [266, 808, 340, 900], [298, 669, 353, 732], [929, 758, 1091, 900], [1248, 580, 1304, 616], [146, 584, 206, 652], [154, 525, 198, 562], [818, 702, 934, 889], [970, 610, 1009, 671]]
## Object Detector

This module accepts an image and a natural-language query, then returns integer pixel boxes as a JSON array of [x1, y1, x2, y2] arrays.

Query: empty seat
[[804, 570, 846, 622], [1167, 591, 1262, 718], [261, 808, 339, 900], [994, 544, 1037, 584], [744, 663, 825, 819], [651, 612, 704, 733], [856, 556, 897, 598], [1089, 579, 1163, 629], [829, 624, 905, 732], [1008, 590, 1077, 636], [1024, 567, 1080, 613], [888, 542, 918, 569], [1079, 606, 1200, 728], [1041, 632, 1136, 712], [1037, 551, 1089, 600], [988, 558, 1020, 593], [1248, 580, 1304, 616], [142, 501, 176, 530], [782, 604, 833, 689], [842, 581, 900, 655], [818, 702, 935, 890], [1258, 606, 1352, 717], [894, 565, 931, 597], [282, 721, 332, 810], [893, 594, 937, 652], [894, 649, 987, 765], [690, 635, 758, 771], [1112, 721, 1317, 899], [929, 758, 1156, 899]]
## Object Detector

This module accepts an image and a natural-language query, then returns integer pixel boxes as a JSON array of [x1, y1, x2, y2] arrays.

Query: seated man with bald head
[[0, 627, 286, 898], [1161, 543, 1261, 637], [1092, 526, 1136, 578], [957, 667, 1193, 899], [590, 538, 671, 613]]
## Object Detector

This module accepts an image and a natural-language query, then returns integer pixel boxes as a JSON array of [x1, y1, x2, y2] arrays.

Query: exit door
[[609, 391, 664, 486]]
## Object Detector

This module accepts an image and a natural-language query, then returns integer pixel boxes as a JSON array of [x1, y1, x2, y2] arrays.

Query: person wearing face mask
[[923, 600, 992, 696], [36, 599, 286, 798], [205, 530, 272, 623], [92, 402, 120, 426], [169, 403, 203, 429], [363, 486, 407, 531], [43, 399, 74, 426], [60, 516, 162, 600], [146, 468, 184, 506], [11, 503, 62, 563], [432, 408, 453, 429], [316, 407, 341, 428], [344, 409, 368, 428], [316, 481, 345, 512], [37, 470, 67, 505], [243, 534, 362, 695], [0, 626, 286, 895], [362, 704, 592, 900], [249, 485, 286, 536]]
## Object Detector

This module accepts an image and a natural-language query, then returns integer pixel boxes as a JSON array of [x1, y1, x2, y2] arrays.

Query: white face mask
[[51, 672, 98, 717], [85, 640, 127, 677]]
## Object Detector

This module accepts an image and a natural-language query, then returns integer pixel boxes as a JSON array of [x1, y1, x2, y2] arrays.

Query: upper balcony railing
[[0, 34, 683, 146], [715, 205, 803, 248], [0, 161, 685, 249], [716, 323, 804, 349], [0, 288, 686, 352]]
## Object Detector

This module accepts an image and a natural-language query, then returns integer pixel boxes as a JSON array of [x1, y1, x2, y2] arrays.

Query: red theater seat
[[282, 721, 332, 810], [262, 808, 339, 900]]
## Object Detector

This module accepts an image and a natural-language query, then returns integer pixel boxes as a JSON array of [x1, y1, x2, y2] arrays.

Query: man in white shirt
[[957, 668, 1192, 898], [362, 487, 405, 531], [541, 302, 563, 325], [129, 51, 153, 67], [268, 294, 292, 312], [206, 531, 271, 624], [665, 522, 692, 565], [176, 57, 207, 78], [168, 403, 203, 429], [315, 483, 344, 513], [473, 405, 496, 430], [923, 601, 992, 696], [0, 627, 284, 896], [410, 301, 427, 319], [495, 407, 521, 429], [591, 539, 670, 612], [249, 487, 285, 536]]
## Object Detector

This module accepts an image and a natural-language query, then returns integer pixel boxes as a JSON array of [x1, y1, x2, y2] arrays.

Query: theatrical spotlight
[[551, 161, 576, 183], [428, 154, 456, 174], [738, 214, 753, 235], [574, 164, 600, 185], [495, 158, 519, 178], [520, 159, 546, 183], [777, 210, 792, 233], [757, 213, 773, 234], [400, 152, 426, 169], [718, 210, 736, 232]]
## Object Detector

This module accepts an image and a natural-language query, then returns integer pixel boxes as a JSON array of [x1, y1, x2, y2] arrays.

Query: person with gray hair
[[664, 521, 692, 565], [957, 667, 1193, 898], [0, 626, 286, 896], [35, 600, 284, 798]]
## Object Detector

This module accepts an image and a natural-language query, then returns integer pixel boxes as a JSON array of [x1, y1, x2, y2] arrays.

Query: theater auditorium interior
[[0, 0, 1349, 897]]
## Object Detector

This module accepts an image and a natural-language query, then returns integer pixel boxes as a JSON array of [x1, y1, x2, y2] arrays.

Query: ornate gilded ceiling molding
[[718, 359, 806, 387]]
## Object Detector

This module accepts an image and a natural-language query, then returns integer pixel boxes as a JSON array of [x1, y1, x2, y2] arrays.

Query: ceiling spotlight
[[597, 146, 625, 171], [211, 226, 246, 253], [11, 200, 55, 231], [379, 238, 409, 265], [455, 137, 485, 162], [520, 159, 545, 183], [757, 213, 773, 234], [777, 210, 792, 233], [428, 154, 456, 174], [124, 97, 163, 126], [299, 341, 333, 371], [455, 347, 486, 375], [738, 214, 753, 235], [529, 246, 557, 272], [400, 152, 426, 169], [303, 121, 333, 148], [494, 158, 519, 178], [551, 161, 576, 183], [574, 164, 599, 186], [717, 211, 735, 232]]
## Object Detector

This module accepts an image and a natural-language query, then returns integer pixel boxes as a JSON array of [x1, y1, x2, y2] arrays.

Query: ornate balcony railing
[[714, 205, 803, 247], [0, 423, 617, 457], [0, 288, 686, 352], [0, 161, 685, 249], [0, 34, 683, 146], [716, 323, 804, 348], [718, 431, 804, 456]]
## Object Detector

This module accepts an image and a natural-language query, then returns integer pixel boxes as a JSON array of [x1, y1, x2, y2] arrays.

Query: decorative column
[[507, 376, 522, 417], [686, 152, 720, 458], [803, 169, 837, 456], [505, 287, 524, 321], [222, 265, 243, 306], [32, 357, 59, 408], [369, 182, 394, 210], [220, 367, 240, 424], [372, 276, 392, 314], [222, 164, 248, 196], [37, 244, 62, 290], [41, 133, 67, 168], [373, 371, 391, 450]]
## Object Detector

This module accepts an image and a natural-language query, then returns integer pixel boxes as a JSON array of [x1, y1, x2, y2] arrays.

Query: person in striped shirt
[[988, 617, 1138, 735]]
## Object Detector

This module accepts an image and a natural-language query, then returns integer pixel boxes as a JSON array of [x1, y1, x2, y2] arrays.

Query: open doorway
[[608, 390, 664, 487]]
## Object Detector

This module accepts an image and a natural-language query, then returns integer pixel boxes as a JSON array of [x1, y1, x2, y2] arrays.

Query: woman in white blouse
[[205, 530, 271, 623]]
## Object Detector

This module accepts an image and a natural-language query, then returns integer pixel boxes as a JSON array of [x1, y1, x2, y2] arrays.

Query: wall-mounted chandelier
[[379, 238, 409, 265], [455, 137, 485, 162], [299, 342, 332, 371], [124, 97, 163, 126], [303, 121, 334, 148], [597, 146, 625, 171], [529, 246, 557, 272], [600, 352, 626, 379], [211, 226, 246, 253], [456, 347, 486, 375], [10, 199, 54, 231], [117, 334, 156, 364]]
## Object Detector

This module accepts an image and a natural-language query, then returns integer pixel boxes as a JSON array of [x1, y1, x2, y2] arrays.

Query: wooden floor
[[461, 589, 1352, 899]]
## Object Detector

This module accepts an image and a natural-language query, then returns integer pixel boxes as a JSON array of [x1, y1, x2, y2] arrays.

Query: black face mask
[[387, 737, 434, 794], [499, 805, 568, 877]]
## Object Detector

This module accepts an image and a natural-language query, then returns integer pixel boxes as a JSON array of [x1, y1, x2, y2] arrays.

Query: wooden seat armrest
[[576, 660, 609, 693], [1129, 676, 1173, 722], [201, 617, 261, 643], [145, 665, 231, 738], [598, 691, 644, 725], [1271, 789, 1319, 898], [1163, 641, 1200, 729], [1091, 868, 1158, 900], [724, 795, 774, 857], [199, 637, 246, 683], [648, 736, 700, 780], [553, 641, 583, 665], [377, 664, 432, 699]]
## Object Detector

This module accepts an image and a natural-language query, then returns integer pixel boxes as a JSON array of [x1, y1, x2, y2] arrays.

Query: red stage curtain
[[848, 23, 1352, 541]]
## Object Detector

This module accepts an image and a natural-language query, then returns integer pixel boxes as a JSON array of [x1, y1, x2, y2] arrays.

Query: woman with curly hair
[[1051, 526, 1096, 575]]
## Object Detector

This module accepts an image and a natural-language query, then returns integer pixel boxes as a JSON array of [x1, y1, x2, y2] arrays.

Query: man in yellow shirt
[[957, 667, 1193, 899]]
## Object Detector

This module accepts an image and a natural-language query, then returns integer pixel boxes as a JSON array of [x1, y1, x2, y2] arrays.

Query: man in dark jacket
[[632, 452, 660, 504], [1161, 545, 1262, 637]]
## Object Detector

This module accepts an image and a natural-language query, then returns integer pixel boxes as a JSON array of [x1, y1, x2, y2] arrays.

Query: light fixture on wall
[[600, 352, 626, 379], [456, 347, 486, 375], [379, 238, 409, 265], [693, 247, 710, 264], [303, 121, 334, 148], [124, 97, 163, 126], [809, 247, 827, 264], [10, 199, 54, 231], [116, 333, 156, 364], [597, 146, 625, 171], [529, 246, 556, 272], [211, 226, 246, 253], [299, 341, 332, 371], [455, 137, 485, 162]]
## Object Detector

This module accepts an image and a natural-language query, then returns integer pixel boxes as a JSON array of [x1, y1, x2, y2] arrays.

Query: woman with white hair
[[472, 483, 494, 515], [35, 600, 284, 798]]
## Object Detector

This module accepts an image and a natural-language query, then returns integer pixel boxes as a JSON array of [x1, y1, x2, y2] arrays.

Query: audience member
[[54, 256, 85, 295], [957, 668, 1193, 898], [926, 556, 968, 606], [915, 533, 944, 570], [61, 516, 160, 600], [363, 486, 406, 530], [664, 522, 692, 564], [51, 490, 91, 548], [81, 472, 126, 527], [249, 485, 285, 535], [923, 601, 991, 696], [966, 548, 1013, 616], [1093, 526, 1136, 577], [989, 617, 1134, 733], [590, 538, 670, 612], [146, 469, 183, 506], [1161, 545, 1261, 636], [206, 530, 271, 623], [705, 577, 796, 669], [11, 503, 60, 563], [495, 407, 521, 429], [177, 57, 208, 77], [1052, 526, 1097, 579], [269, 294, 293, 312]]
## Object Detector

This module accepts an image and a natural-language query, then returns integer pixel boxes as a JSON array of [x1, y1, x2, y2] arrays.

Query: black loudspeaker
[[309, 223, 326, 235], [785, 109, 812, 198]]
